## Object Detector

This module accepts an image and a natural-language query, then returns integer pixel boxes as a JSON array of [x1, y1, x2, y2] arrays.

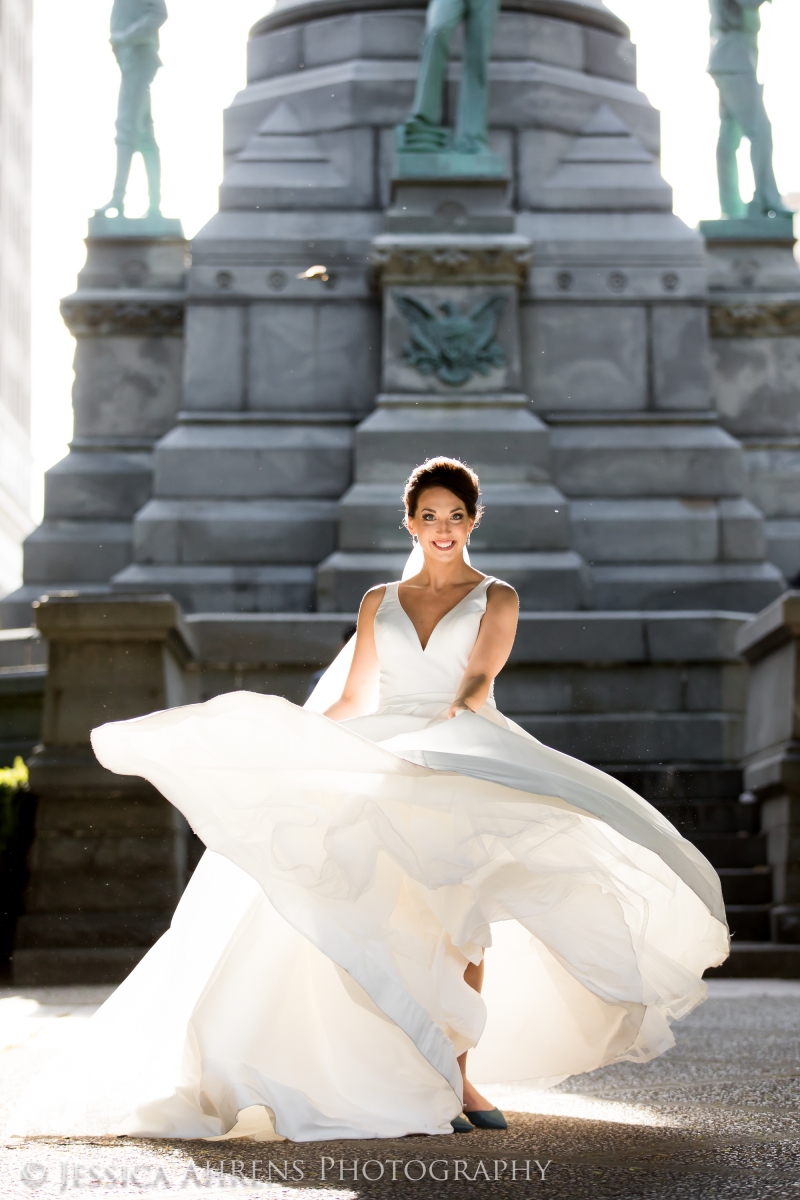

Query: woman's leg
[[458, 957, 493, 1112]]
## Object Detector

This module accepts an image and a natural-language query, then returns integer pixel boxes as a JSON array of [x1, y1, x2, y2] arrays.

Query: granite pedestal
[[11, 594, 198, 985], [703, 216, 800, 582], [0, 229, 188, 630]]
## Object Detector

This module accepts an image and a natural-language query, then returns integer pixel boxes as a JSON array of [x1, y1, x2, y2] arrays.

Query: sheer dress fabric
[[8, 576, 728, 1142]]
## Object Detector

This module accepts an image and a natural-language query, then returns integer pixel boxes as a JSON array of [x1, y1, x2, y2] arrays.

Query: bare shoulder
[[485, 578, 519, 612], [358, 584, 388, 621]]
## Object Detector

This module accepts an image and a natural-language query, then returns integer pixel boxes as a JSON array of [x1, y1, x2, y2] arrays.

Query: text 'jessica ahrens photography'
[[20, 1157, 554, 1188]]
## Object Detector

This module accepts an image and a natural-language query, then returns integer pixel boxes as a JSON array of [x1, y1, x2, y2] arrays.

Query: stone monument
[[700, 0, 800, 582], [110, 0, 781, 617], [0, 4, 187, 629], [3, 0, 794, 977]]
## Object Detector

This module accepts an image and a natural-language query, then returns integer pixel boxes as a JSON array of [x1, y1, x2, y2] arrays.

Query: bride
[[9, 456, 728, 1143]]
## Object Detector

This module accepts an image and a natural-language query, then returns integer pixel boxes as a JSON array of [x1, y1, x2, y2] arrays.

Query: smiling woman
[[10, 456, 729, 1145]]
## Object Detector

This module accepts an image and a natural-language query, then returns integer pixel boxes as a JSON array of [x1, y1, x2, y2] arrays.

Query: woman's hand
[[445, 583, 518, 720]]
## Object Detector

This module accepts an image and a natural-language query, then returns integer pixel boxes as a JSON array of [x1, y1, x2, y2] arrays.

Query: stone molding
[[252, 0, 628, 38], [710, 302, 800, 339], [61, 293, 186, 337], [371, 241, 532, 287]]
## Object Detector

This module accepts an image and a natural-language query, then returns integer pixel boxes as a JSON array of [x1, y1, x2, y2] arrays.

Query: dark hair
[[402, 457, 483, 525]]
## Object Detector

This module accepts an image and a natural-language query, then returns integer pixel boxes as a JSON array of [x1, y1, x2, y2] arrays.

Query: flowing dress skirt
[[8, 693, 728, 1141]]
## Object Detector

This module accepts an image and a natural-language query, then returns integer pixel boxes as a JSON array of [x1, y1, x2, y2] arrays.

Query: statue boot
[[94, 143, 135, 218]]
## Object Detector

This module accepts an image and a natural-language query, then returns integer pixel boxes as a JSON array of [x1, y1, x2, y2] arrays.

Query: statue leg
[[714, 72, 788, 217], [716, 96, 745, 219], [139, 92, 162, 216], [97, 49, 160, 218], [454, 0, 500, 153], [403, 0, 464, 146], [96, 67, 142, 216], [748, 82, 787, 215]]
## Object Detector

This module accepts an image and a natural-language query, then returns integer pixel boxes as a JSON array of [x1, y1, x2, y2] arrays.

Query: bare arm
[[323, 587, 383, 722], [446, 581, 518, 719]]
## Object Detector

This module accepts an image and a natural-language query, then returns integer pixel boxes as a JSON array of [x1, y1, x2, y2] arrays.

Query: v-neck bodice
[[373, 577, 495, 716]]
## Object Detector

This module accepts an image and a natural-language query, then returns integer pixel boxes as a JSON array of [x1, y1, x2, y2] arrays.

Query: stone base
[[385, 177, 513, 234], [700, 216, 795, 241], [393, 149, 506, 181], [700, 216, 800, 292], [87, 212, 184, 239]]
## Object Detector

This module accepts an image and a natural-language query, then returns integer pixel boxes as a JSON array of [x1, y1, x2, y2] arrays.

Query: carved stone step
[[718, 867, 773, 905], [550, 421, 747, 497], [133, 498, 338, 565], [724, 904, 772, 943], [112, 563, 316, 614], [571, 498, 765, 564], [353, 400, 551, 483], [153, 422, 352, 499], [23, 521, 133, 584], [590, 561, 784, 611], [44, 451, 153, 520]]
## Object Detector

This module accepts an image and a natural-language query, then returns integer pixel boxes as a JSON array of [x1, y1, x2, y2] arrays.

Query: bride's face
[[406, 487, 475, 564]]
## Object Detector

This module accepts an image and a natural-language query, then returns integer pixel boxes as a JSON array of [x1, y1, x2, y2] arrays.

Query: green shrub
[[0, 757, 28, 861]]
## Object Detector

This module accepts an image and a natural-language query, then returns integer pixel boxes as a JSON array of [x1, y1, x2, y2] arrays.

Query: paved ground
[[0, 980, 798, 1199]]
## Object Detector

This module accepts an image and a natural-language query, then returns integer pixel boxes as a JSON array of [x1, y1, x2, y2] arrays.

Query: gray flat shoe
[[451, 1114, 474, 1133], [464, 1107, 507, 1130]]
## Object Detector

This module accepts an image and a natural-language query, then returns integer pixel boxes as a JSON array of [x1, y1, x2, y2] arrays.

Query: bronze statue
[[708, 0, 790, 218], [96, 0, 168, 219], [398, 0, 500, 155]]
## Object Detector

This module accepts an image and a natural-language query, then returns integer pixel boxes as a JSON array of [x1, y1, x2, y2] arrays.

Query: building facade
[[0, 0, 33, 597]]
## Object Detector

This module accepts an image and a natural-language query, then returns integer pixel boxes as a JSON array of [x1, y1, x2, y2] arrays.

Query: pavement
[[0, 979, 798, 1199]]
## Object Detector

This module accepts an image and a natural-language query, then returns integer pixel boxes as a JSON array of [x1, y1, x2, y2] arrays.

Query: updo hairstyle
[[402, 457, 483, 529]]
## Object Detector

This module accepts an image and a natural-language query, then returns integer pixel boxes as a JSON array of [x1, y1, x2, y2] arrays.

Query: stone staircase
[[617, 766, 800, 976]]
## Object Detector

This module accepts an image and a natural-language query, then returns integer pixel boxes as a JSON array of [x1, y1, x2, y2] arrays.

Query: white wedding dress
[[9, 575, 729, 1142]]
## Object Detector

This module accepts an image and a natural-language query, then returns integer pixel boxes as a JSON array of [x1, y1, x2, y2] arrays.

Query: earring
[[412, 535, 419, 545], [467, 533, 471, 545]]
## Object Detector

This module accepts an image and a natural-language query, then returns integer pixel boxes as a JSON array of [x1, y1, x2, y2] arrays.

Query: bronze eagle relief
[[394, 294, 508, 387]]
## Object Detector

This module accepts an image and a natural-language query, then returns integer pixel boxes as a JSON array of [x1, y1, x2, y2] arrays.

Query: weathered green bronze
[[396, 0, 504, 175], [396, 293, 507, 385], [95, 0, 168, 223], [708, 0, 791, 219]]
